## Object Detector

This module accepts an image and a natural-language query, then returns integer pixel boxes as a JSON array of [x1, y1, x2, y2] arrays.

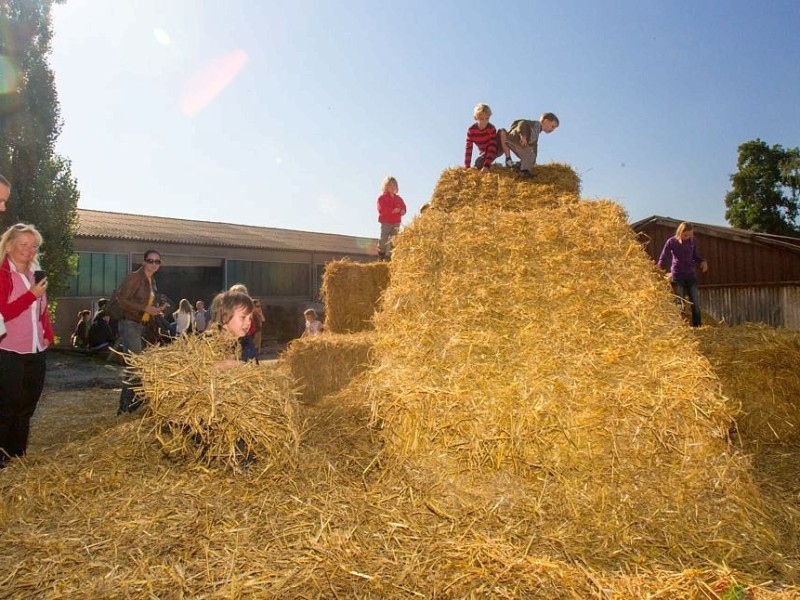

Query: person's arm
[[464, 128, 474, 168], [484, 125, 498, 166], [518, 121, 532, 147], [115, 273, 145, 314], [0, 270, 37, 321], [397, 196, 407, 217], [656, 238, 673, 272], [692, 241, 708, 273]]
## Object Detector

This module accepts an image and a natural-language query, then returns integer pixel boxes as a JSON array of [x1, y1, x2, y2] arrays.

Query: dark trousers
[[0, 349, 47, 462], [672, 276, 702, 327]]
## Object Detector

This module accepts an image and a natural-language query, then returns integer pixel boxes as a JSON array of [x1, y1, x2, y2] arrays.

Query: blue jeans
[[117, 319, 144, 414], [671, 276, 701, 327]]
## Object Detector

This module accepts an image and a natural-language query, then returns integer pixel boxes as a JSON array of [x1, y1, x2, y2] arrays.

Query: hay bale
[[696, 324, 800, 451], [282, 332, 376, 403], [428, 163, 580, 212], [128, 333, 300, 471], [321, 259, 390, 333], [366, 182, 780, 570]]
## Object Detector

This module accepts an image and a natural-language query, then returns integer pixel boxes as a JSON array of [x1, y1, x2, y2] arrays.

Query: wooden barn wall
[[700, 285, 800, 328], [634, 222, 800, 286]]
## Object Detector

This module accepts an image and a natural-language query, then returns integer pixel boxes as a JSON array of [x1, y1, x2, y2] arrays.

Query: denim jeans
[[117, 319, 144, 414], [671, 276, 701, 327]]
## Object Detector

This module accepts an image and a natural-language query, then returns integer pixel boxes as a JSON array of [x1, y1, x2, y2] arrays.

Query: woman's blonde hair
[[381, 176, 398, 194], [173, 298, 192, 318], [0, 223, 43, 269], [211, 290, 253, 326], [675, 222, 693, 243]]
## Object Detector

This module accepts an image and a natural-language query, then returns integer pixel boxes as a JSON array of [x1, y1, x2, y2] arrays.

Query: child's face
[[387, 181, 398, 195], [542, 119, 558, 134], [475, 112, 490, 129], [305, 313, 315, 323], [224, 306, 252, 338]]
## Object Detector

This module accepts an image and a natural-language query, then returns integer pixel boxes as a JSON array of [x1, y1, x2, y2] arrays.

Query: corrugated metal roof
[[631, 215, 800, 254], [76, 209, 377, 255]]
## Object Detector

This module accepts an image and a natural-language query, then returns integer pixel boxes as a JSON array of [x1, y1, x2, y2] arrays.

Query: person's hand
[[700, 260, 708, 273], [519, 137, 528, 148], [144, 305, 163, 316], [663, 272, 672, 281], [393, 207, 402, 213], [31, 278, 47, 298]]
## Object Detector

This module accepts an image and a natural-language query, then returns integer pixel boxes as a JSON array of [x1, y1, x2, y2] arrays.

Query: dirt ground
[[28, 350, 126, 454]]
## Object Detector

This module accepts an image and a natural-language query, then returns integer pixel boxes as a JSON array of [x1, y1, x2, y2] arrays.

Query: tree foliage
[[1, 0, 79, 297], [725, 139, 800, 236]]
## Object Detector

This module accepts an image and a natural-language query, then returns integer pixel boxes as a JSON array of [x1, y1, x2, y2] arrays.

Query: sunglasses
[[144, 258, 162, 264]]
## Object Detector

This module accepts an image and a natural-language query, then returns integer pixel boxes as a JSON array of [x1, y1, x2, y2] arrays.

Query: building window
[[64, 252, 128, 297], [227, 260, 310, 297]]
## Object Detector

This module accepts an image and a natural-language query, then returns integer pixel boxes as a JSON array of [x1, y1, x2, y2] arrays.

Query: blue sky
[[50, 0, 800, 239]]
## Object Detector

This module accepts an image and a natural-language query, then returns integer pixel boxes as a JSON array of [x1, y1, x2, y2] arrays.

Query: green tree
[[725, 139, 800, 236], [1, 0, 79, 297]]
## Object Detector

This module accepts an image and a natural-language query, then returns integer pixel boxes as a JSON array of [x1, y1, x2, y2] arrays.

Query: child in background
[[227, 284, 259, 362], [301, 308, 323, 337], [210, 289, 256, 368], [172, 298, 194, 336], [71, 309, 92, 349], [376, 176, 407, 261], [497, 112, 559, 176], [464, 103, 498, 174]]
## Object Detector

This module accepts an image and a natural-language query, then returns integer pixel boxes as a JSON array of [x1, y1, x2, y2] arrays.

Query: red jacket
[[377, 192, 407, 224], [0, 256, 54, 349]]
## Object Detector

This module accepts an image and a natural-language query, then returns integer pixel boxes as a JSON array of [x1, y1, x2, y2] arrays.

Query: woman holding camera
[[0, 223, 53, 467]]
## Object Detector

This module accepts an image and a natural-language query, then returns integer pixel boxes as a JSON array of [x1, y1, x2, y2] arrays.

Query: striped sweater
[[464, 122, 498, 167]]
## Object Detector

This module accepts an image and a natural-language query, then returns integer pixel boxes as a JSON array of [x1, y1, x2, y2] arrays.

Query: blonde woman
[[0, 223, 54, 466], [657, 222, 709, 327], [173, 298, 194, 335]]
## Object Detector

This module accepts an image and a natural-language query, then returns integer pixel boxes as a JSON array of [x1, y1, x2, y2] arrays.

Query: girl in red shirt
[[376, 176, 407, 261]]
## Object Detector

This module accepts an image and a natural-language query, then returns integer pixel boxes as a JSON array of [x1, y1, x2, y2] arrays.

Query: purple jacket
[[657, 236, 705, 279]]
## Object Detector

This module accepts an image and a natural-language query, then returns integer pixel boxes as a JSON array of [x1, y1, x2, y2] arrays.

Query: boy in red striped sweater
[[463, 103, 497, 174]]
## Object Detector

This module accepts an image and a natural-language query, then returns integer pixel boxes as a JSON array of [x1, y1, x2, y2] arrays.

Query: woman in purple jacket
[[657, 222, 708, 327]]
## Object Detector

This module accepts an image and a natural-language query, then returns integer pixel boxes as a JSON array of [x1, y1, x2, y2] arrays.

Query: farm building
[[632, 215, 800, 327], [52, 208, 377, 345]]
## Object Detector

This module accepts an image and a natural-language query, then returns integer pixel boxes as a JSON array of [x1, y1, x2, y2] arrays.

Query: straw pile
[[321, 259, 389, 333], [2, 409, 797, 598], [365, 167, 783, 572], [1, 166, 798, 596], [696, 323, 800, 452], [282, 331, 376, 403], [427, 163, 580, 212], [696, 324, 800, 561], [127, 332, 300, 471]]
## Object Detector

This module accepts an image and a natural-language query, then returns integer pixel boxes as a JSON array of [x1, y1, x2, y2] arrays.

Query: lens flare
[[181, 49, 248, 117], [153, 28, 171, 46]]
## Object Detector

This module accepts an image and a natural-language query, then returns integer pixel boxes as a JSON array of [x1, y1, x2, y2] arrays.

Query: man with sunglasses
[[115, 249, 164, 414]]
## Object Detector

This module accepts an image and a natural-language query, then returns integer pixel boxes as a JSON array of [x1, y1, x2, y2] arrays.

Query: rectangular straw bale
[[282, 331, 376, 403], [321, 259, 389, 333], [428, 163, 580, 212]]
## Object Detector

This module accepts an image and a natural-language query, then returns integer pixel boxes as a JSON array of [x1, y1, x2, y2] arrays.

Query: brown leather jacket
[[116, 268, 157, 322]]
